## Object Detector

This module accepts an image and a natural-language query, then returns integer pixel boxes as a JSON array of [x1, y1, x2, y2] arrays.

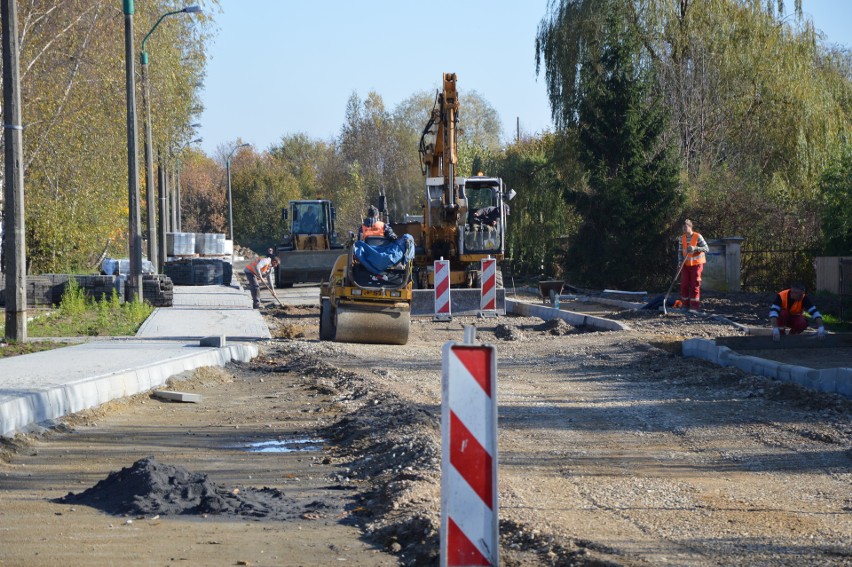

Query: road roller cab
[[319, 234, 414, 345]]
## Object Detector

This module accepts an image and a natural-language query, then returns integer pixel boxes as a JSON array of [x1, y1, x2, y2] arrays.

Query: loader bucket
[[277, 249, 345, 287]]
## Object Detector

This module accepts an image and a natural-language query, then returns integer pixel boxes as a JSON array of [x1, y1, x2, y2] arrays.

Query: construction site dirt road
[[1, 289, 851, 566]]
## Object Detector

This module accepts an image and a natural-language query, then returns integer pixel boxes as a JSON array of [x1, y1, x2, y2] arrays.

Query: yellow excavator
[[319, 233, 415, 345], [394, 73, 515, 314]]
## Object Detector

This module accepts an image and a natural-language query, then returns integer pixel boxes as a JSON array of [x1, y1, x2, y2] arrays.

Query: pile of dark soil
[[56, 456, 302, 520]]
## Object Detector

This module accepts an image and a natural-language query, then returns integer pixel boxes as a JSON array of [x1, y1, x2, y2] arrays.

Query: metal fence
[[842, 260, 852, 322], [740, 248, 818, 293]]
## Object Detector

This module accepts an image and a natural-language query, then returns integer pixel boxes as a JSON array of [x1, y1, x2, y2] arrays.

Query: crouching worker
[[769, 283, 825, 342], [244, 256, 280, 309]]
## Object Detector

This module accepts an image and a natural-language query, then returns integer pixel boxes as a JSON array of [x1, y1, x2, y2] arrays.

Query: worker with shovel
[[678, 219, 709, 312], [244, 256, 280, 309]]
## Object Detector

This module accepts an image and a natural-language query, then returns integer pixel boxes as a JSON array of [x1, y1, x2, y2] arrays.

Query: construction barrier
[[434, 258, 452, 321], [441, 335, 498, 566], [480, 257, 497, 316]]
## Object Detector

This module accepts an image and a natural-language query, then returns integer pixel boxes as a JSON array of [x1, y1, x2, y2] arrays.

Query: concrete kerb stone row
[[505, 299, 630, 332], [0, 343, 257, 438], [682, 338, 851, 399]]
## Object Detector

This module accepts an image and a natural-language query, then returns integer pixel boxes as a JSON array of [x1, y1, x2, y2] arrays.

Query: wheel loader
[[275, 200, 345, 287], [319, 234, 415, 345]]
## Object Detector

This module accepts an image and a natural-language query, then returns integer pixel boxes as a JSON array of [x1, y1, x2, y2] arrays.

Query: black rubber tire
[[319, 298, 335, 341], [496, 268, 504, 289]]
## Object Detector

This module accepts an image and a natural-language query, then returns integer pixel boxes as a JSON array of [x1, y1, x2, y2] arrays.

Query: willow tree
[[562, 0, 682, 289], [537, 0, 852, 256]]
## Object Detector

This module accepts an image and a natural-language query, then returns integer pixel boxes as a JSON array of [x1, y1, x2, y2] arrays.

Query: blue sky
[[198, 0, 852, 156]]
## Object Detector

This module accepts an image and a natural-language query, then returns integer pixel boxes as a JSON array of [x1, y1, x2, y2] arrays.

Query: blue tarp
[[353, 234, 414, 275]]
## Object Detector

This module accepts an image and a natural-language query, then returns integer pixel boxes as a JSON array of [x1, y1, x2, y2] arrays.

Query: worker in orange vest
[[678, 219, 710, 312], [243, 255, 280, 309], [770, 283, 825, 341], [358, 206, 397, 241]]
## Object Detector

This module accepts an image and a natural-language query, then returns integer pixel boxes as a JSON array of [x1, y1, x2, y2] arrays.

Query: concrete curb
[[0, 343, 258, 437], [682, 338, 852, 399], [506, 299, 630, 331]]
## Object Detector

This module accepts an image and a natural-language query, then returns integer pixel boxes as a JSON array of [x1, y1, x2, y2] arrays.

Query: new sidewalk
[[0, 285, 267, 437]]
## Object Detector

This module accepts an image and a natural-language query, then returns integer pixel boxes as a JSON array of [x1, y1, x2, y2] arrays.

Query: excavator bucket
[[333, 301, 410, 345]]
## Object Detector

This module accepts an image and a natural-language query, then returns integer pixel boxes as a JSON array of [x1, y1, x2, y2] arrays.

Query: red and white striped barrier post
[[479, 256, 497, 317], [441, 329, 498, 566], [434, 257, 452, 321]]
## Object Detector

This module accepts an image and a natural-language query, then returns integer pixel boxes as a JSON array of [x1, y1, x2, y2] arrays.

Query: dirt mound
[[494, 322, 525, 341], [56, 456, 302, 520], [543, 318, 577, 336]]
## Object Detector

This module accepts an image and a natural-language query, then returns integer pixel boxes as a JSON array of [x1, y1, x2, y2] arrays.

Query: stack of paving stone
[[0, 274, 54, 306], [163, 258, 228, 286], [143, 274, 174, 307], [195, 233, 226, 256], [0, 274, 123, 306]]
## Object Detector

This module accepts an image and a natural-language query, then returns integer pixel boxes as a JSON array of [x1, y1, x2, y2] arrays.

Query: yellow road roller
[[319, 234, 414, 345]]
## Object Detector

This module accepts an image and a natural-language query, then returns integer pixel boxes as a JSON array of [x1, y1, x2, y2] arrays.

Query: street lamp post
[[175, 137, 201, 232], [123, 0, 143, 302], [140, 5, 200, 271], [226, 143, 250, 244]]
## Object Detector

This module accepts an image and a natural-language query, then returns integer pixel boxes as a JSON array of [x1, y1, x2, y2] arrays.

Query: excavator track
[[333, 302, 410, 345]]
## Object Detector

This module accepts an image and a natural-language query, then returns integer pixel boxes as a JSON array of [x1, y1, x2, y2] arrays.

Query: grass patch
[[0, 340, 69, 359], [26, 279, 153, 337], [822, 314, 852, 333]]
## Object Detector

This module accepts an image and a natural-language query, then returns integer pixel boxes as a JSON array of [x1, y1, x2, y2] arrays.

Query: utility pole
[[3, 0, 27, 341], [123, 0, 143, 302]]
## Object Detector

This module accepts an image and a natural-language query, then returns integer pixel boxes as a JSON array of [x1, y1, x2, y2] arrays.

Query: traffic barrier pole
[[434, 257, 452, 321], [479, 256, 497, 317], [441, 333, 498, 566]]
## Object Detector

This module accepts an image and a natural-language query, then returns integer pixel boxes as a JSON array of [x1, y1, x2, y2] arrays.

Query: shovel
[[258, 271, 284, 307], [663, 256, 689, 316]]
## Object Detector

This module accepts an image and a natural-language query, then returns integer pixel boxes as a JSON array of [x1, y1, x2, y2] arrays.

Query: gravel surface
[[2, 288, 849, 566], [260, 290, 852, 566]]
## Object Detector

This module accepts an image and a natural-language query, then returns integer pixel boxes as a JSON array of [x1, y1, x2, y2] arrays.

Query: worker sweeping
[[244, 256, 280, 309], [678, 219, 710, 312]]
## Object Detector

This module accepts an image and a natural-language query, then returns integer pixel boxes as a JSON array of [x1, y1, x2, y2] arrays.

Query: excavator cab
[[463, 177, 506, 255]]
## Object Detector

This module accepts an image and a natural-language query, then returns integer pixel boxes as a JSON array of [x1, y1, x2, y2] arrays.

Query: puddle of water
[[244, 438, 325, 453]]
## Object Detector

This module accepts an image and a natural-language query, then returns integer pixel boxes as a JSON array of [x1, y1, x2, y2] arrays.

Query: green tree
[[495, 133, 581, 277], [339, 92, 421, 220], [228, 147, 299, 253], [819, 145, 852, 255], [1, 0, 216, 273], [564, 1, 683, 289]]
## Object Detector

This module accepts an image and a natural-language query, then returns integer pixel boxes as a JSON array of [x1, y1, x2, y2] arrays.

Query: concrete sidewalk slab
[[0, 340, 257, 436], [136, 284, 270, 340], [0, 284, 269, 437]]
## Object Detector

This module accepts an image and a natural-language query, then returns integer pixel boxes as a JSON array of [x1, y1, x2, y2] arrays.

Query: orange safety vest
[[361, 220, 385, 239], [246, 258, 271, 277], [778, 289, 805, 316], [681, 233, 706, 266]]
